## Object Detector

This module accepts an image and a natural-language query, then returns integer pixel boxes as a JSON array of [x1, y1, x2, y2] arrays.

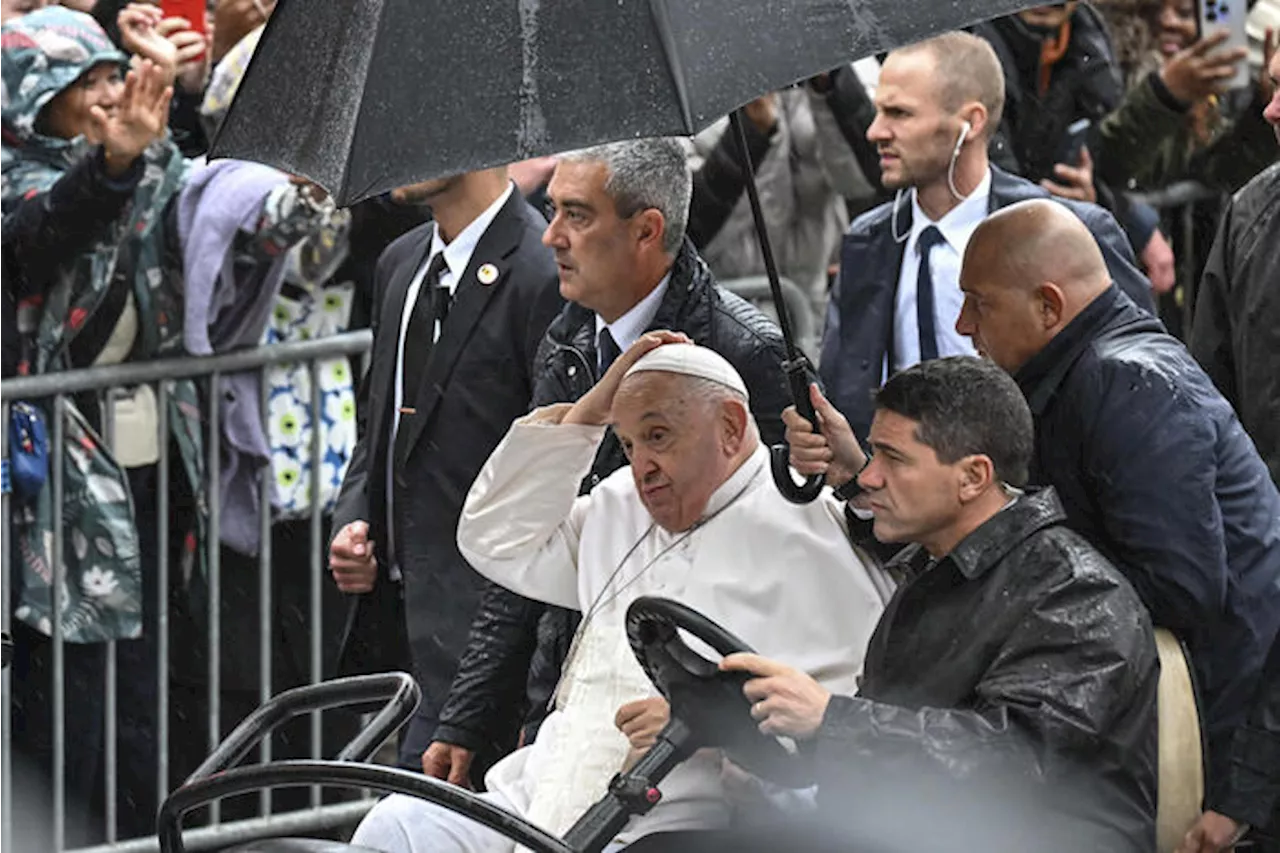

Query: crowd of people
[[2, 0, 1279, 851]]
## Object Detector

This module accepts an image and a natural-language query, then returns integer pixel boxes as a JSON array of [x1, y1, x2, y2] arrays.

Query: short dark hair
[[874, 357, 1033, 487]]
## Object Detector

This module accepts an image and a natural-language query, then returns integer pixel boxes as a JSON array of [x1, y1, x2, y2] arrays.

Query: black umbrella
[[212, 0, 1041, 500]]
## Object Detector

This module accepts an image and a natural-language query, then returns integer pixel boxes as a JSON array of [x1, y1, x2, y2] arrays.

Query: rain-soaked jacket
[[1191, 162, 1280, 489], [1, 145, 143, 377], [1015, 283, 1280, 811], [816, 488, 1158, 851], [1193, 162, 1280, 838]]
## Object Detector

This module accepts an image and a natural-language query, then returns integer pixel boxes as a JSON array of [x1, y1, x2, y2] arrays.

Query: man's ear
[[962, 102, 990, 142], [957, 454, 996, 503], [720, 399, 751, 455], [1037, 282, 1067, 330], [633, 208, 667, 253]]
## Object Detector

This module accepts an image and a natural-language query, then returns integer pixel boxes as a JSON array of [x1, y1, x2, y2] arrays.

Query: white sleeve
[[457, 412, 606, 610]]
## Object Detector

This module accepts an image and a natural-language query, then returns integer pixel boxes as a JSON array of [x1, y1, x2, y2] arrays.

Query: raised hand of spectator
[[212, 0, 274, 64], [118, 3, 178, 85], [1160, 31, 1249, 103], [1040, 146, 1098, 204], [85, 59, 172, 178], [743, 92, 778, 135], [1141, 228, 1176, 295], [155, 16, 210, 94]]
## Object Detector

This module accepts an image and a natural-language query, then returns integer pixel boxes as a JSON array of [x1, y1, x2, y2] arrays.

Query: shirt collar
[[429, 182, 515, 287], [908, 167, 993, 254], [594, 272, 672, 353]]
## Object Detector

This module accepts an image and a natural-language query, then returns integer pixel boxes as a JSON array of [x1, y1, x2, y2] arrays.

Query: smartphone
[[1059, 117, 1091, 165], [161, 0, 207, 37], [1196, 0, 1251, 91]]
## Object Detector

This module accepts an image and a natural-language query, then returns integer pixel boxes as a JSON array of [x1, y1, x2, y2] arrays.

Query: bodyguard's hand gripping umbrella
[[211, 0, 1042, 501]]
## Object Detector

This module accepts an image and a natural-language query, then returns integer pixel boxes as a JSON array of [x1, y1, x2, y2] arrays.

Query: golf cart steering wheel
[[625, 596, 812, 789]]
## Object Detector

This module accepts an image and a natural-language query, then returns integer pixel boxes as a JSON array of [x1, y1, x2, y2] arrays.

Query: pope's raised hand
[[562, 330, 691, 426]]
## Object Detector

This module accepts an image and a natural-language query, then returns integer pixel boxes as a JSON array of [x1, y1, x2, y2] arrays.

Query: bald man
[[953, 199, 1280, 836]]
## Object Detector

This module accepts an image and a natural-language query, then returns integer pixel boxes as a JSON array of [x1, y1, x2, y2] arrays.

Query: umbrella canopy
[[212, 0, 1043, 205]]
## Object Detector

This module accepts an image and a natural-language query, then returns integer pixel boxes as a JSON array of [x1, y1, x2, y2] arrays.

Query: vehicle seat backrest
[[1155, 627, 1205, 853]]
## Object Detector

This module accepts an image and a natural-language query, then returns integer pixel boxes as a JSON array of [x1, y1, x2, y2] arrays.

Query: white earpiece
[[947, 120, 974, 202]]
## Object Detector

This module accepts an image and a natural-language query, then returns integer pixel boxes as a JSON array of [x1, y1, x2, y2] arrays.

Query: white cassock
[[455, 409, 895, 846]]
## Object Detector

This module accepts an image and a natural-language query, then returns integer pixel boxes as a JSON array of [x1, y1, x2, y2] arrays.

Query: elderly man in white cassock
[[351, 331, 894, 853]]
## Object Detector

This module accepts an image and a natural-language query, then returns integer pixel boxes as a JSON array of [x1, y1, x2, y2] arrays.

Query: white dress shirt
[[593, 273, 670, 373], [385, 182, 514, 573], [458, 412, 894, 844], [891, 169, 992, 372]]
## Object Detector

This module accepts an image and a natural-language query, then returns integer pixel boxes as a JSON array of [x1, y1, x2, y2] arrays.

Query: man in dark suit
[[819, 31, 1156, 439], [327, 166, 563, 774]]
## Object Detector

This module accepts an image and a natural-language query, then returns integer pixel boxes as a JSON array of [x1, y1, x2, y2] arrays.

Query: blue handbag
[[9, 401, 49, 499]]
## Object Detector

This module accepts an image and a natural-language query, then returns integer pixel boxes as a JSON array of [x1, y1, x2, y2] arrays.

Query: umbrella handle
[[770, 356, 825, 504], [729, 108, 825, 504], [771, 446, 824, 503]]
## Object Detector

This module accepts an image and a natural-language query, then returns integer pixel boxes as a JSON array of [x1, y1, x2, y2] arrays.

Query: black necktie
[[598, 327, 622, 377], [399, 251, 448, 410], [916, 225, 946, 362], [391, 251, 448, 566]]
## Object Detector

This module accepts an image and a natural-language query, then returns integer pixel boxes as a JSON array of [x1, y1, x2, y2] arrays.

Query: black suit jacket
[[331, 189, 563, 717]]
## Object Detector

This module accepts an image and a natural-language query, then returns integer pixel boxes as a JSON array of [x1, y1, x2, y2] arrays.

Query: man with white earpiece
[[819, 30, 1156, 442]]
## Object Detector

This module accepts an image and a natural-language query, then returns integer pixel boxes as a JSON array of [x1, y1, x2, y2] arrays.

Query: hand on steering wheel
[[625, 597, 814, 788], [721, 653, 832, 740]]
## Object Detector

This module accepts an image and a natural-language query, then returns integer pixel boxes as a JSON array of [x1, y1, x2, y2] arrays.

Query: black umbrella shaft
[[729, 110, 801, 362]]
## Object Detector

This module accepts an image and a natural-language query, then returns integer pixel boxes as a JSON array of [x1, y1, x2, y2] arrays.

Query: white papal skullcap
[[623, 343, 750, 401]]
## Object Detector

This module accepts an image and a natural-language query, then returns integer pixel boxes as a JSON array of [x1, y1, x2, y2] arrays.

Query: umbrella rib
[[646, 0, 694, 132]]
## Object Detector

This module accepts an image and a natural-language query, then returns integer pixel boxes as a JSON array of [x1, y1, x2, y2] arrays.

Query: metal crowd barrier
[[1, 280, 814, 853], [1128, 180, 1223, 335], [1, 331, 373, 853]]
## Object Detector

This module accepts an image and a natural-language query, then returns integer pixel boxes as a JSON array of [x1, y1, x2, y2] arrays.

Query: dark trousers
[[167, 517, 358, 825]]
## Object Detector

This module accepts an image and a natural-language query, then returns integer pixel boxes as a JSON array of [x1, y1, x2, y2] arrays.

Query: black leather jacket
[[434, 239, 794, 752], [817, 488, 1159, 852]]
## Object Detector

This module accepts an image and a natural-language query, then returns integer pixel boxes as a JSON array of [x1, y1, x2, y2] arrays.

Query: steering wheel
[[625, 596, 812, 789]]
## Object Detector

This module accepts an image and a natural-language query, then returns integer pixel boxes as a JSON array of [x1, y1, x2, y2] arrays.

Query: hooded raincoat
[[1, 7, 332, 641]]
